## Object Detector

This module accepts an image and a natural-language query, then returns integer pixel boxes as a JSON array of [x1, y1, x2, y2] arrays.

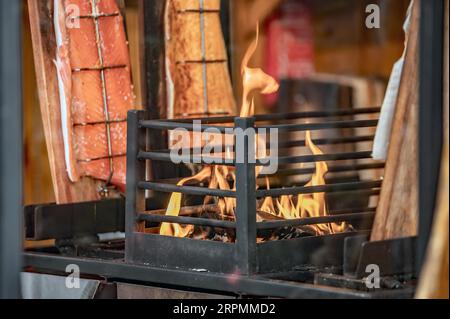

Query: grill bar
[[138, 150, 376, 166], [266, 163, 385, 177], [138, 181, 236, 197], [163, 107, 381, 124], [137, 180, 381, 198], [257, 212, 375, 230], [136, 211, 375, 230], [137, 150, 235, 166], [139, 119, 378, 133], [138, 213, 236, 229], [259, 119, 378, 132], [256, 180, 382, 198], [271, 151, 375, 165], [145, 135, 377, 159]]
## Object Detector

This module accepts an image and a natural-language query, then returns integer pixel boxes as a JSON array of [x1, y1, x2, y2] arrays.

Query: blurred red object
[[264, 0, 315, 105]]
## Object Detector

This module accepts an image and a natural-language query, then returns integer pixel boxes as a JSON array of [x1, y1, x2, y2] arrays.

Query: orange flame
[[240, 24, 279, 117], [160, 167, 212, 237], [259, 131, 347, 235], [160, 25, 347, 239]]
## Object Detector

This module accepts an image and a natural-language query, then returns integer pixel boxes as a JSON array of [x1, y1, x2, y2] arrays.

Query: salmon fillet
[[54, 0, 135, 192]]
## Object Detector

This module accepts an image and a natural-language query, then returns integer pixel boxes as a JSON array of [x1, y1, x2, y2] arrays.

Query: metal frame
[[418, 0, 445, 274], [126, 108, 383, 275], [0, 0, 22, 299]]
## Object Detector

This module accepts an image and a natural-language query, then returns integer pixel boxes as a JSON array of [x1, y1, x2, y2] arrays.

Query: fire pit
[[125, 107, 384, 275]]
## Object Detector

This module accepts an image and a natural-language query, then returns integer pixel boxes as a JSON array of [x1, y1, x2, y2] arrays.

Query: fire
[[259, 131, 347, 235], [160, 24, 347, 238], [160, 167, 212, 237], [240, 24, 279, 117]]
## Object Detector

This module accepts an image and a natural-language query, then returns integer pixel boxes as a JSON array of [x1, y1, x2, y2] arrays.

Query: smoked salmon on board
[[54, 0, 135, 192], [164, 0, 236, 119]]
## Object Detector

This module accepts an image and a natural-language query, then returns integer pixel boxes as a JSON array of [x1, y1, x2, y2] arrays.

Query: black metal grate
[[125, 107, 384, 275]]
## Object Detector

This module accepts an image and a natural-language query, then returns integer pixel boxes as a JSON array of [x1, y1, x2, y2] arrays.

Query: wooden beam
[[370, 1, 420, 241]]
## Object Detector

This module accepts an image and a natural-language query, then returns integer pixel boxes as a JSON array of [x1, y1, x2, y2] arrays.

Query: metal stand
[[0, 0, 22, 299]]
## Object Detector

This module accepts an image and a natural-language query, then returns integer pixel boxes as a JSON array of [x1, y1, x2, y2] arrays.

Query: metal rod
[[137, 150, 236, 166], [126, 111, 147, 237], [138, 181, 236, 198], [0, 0, 22, 299], [259, 119, 378, 132], [164, 107, 381, 124], [77, 153, 126, 163], [256, 212, 375, 230], [262, 163, 385, 177], [72, 64, 126, 72], [138, 150, 375, 166], [276, 135, 376, 148], [139, 120, 232, 133], [270, 151, 375, 166], [77, 12, 120, 19], [137, 213, 236, 229], [73, 119, 127, 126], [149, 135, 377, 157], [256, 180, 382, 198], [139, 119, 378, 133], [331, 189, 380, 197], [176, 9, 221, 14], [137, 211, 376, 231], [418, 0, 445, 276], [176, 59, 227, 65], [235, 117, 257, 275], [90, 0, 115, 186], [199, 0, 209, 114]]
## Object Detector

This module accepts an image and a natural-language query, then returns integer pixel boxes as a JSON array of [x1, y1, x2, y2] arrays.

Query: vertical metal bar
[[199, 0, 209, 114], [0, 0, 22, 299], [125, 110, 147, 261], [234, 117, 257, 275], [418, 0, 444, 274], [89, 0, 115, 189]]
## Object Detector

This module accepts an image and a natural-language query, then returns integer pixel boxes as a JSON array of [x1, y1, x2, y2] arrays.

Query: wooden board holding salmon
[[29, 0, 136, 203], [164, 0, 236, 118]]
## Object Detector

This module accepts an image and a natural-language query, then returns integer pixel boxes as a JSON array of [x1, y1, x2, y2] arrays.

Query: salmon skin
[[54, 0, 135, 192]]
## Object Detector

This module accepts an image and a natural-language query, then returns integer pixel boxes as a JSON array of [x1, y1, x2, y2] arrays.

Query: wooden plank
[[27, 0, 109, 204], [370, 0, 420, 241], [165, 0, 236, 118], [23, 2, 55, 205]]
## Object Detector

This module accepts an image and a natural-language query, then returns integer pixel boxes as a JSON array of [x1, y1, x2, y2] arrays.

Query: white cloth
[[21, 272, 99, 299], [372, 0, 414, 160]]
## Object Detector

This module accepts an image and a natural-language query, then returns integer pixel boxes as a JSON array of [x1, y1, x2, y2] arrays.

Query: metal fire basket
[[125, 107, 384, 275]]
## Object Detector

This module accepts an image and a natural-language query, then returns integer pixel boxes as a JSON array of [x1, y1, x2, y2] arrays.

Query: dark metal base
[[126, 231, 369, 274], [343, 235, 417, 278], [24, 252, 414, 299]]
